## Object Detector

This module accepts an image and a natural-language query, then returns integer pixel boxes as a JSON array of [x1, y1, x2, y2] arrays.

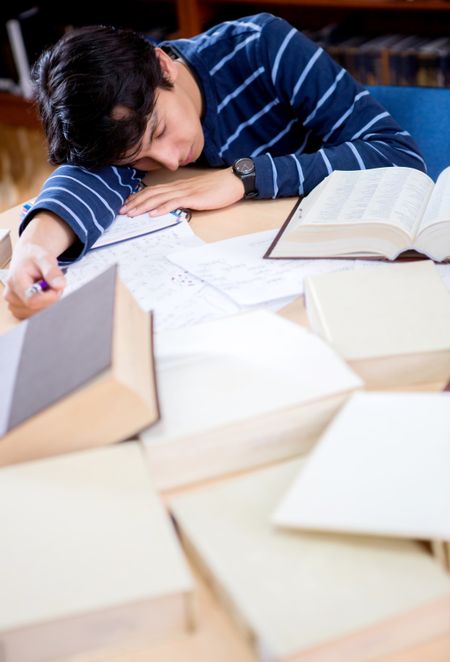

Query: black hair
[[32, 25, 173, 169]]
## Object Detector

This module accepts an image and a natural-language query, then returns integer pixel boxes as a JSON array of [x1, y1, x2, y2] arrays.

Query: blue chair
[[368, 85, 450, 181]]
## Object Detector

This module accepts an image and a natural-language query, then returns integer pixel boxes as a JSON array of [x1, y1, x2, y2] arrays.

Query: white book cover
[[0, 443, 193, 662], [273, 392, 450, 541], [305, 260, 450, 359], [140, 310, 362, 489], [171, 460, 450, 662]]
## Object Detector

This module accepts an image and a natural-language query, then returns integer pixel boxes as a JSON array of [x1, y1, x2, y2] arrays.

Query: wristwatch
[[232, 157, 258, 199]]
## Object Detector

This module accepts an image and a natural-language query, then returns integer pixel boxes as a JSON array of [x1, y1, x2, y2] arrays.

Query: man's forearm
[[18, 211, 76, 256]]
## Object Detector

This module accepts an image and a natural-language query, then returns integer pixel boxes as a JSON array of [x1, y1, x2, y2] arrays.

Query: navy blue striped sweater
[[22, 13, 425, 263]]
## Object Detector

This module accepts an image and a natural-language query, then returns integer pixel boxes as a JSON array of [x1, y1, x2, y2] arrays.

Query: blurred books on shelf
[[308, 25, 450, 87]]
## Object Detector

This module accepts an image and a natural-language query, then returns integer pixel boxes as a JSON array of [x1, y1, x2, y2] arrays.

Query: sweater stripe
[[290, 48, 323, 105], [219, 99, 279, 157], [346, 142, 366, 169], [271, 28, 296, 84], [218, 67, 264, 113]]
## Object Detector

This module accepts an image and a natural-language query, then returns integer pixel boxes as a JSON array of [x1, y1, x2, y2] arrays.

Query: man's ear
[[154, 47, 178, 84]]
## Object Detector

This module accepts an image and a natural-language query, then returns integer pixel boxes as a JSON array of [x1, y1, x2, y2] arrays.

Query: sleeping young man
[[4, 12, 425, 318]]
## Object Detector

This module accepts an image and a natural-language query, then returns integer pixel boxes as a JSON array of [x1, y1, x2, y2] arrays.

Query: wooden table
[[1, 173, 449, 662]]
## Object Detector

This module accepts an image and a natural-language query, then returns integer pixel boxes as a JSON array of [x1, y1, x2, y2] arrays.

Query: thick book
[[265, 166, 450, 261], [304, 260, 450, 389], [0, 443, 193, 662], [0, 265, 159, 466], [170, 460, 450, 662], [0, 228, 12, 267], [272, 392, 450, 548], [139, 310, 361, 490]]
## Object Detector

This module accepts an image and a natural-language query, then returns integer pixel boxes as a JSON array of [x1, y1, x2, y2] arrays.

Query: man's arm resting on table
[[3, 211, 75, 320]]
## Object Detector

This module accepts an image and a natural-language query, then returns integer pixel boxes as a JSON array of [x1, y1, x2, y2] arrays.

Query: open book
[[265, 166, 450, 262], [0, 265, 159, 466]]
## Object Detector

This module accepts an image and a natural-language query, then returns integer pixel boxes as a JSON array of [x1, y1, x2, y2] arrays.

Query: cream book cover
[[171, 460, 450, 662], [0, 228, 11, 267], [304, 260, 450, 388], [140, 310, 362, 490], [0, 443, 193, 662], [273, 392, 450, 542]]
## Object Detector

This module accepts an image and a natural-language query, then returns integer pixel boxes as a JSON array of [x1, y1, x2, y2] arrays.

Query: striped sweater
[[22, 13, 425, 263]]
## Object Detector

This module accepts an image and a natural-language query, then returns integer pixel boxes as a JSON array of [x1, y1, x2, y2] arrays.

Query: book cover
[[272, 392, 450, 542], [171, 460, 450, 662], [0, 443, 193, 661], [304, 260, 450, 389], [0, 228, 12, 267], [0, 265, 159, 465]]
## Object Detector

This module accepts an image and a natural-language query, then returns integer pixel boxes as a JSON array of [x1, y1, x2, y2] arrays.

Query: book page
[[296, 168, 433, 238], [420, 166, 450, 230]]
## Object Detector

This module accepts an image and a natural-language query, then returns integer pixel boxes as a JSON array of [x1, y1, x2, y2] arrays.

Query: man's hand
[[120, 168, 246, 217], [3, 211, 74, 320], [4, 243, 66, 320]]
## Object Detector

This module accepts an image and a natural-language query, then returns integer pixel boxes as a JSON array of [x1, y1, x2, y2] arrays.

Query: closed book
[[139, 310, 361, 490], [0, 265, 159, 466], [0, 443, 193, 662], [272, 392, 450, 545], [0, 228, 12, 267], [171, 460, 450, 662], [304, 260, 450, 389]]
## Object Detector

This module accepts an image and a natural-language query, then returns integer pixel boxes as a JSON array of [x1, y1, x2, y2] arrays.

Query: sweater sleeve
[[252, 16, 426, 199], [19, 164, 145, 264]]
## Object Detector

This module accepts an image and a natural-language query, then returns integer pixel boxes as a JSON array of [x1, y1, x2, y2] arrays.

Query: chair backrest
[[368, 85, 450, 181]]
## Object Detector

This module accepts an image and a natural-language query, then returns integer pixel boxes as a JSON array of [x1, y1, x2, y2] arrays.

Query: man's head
[[33, 25, 192, 169]]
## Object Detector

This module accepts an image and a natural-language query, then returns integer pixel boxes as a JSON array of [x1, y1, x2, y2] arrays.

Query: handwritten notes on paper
[[168, 230, 364, 306], [65, 224, 239, 332]]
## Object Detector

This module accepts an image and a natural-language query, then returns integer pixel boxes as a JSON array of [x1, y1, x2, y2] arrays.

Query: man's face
[[118, 83, 204, 172]]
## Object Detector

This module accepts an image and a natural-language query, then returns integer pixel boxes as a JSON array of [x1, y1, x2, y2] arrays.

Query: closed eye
[[154, 125, 166, 140]]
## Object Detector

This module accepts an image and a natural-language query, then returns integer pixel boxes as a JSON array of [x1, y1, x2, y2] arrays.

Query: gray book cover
[[0, 266, 117, 436]]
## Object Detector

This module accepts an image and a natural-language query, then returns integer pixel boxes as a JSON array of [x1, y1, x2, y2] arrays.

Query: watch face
[[235, 157, 255, 175]]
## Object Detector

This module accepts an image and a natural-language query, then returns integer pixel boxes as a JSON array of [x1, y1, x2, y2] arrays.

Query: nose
[[147, 144, 179, 171]]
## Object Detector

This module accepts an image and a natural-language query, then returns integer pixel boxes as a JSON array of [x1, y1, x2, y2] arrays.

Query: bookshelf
[[175, 0, 450, 37], [174, 0, 450, 87]]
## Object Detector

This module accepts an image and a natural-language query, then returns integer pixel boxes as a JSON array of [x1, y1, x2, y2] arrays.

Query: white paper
[[91, 210, 185, 249], [66, 223, 239, 332], [168, 230, 362, 305], [144, 310, 362, 441]]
